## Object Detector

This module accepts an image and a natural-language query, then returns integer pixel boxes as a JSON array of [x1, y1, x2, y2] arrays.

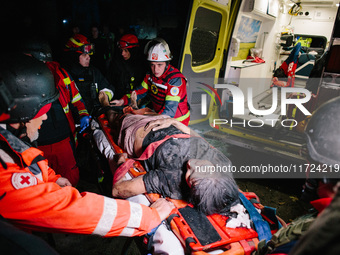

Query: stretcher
[[96, 108, 285, 255]]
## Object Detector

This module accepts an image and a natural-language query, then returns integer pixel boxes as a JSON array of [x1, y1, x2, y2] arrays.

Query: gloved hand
[[80, 115, 91, 133]]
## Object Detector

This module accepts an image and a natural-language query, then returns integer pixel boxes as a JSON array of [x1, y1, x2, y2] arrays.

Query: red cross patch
[[11, 173, 37, 189], [152, 53, 158, 60]]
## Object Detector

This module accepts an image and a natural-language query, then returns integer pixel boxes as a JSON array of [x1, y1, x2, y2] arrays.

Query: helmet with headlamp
[[118, 34, 139, 49], [65, 34, 95, 55]]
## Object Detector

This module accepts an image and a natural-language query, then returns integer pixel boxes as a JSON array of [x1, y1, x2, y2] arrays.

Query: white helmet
[[147, 40, 172, 62]]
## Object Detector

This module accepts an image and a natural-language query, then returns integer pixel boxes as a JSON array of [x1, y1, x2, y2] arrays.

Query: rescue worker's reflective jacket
[[123, 65, 190, 125], [44, 61, 89, 145], [0, 127, 161, 236]]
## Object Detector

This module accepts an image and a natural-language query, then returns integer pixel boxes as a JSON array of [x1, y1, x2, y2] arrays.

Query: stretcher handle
[[192, 239, 258, 255]]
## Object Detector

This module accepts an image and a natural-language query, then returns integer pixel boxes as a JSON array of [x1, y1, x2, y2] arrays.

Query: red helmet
[[65, 34, 94, 55], [118, 34, 139, 49]]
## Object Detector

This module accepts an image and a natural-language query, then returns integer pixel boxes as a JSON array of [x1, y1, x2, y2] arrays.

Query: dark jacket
[[106, 48, 147, 100], [142, 128, 233, 200], [62, 52, 115, 114]]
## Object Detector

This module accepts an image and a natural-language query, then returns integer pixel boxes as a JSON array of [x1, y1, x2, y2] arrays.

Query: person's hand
[[80, 116, 91, 133], [150, 198, 175, 220], [110, 99, 124, 106], [56, 177, 72, 187], [130, 91, 138, 109], [99, 91, 109, 106], [144, 116, 172, 132]]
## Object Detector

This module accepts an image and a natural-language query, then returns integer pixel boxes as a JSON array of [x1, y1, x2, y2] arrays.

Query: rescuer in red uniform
[[111, 38, 190, 125], [21, 38, 90, 186]]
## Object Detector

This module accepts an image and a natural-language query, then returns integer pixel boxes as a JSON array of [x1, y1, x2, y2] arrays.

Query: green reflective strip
[[127, 94, 131, 99], [63, 105, 69, 113], [176, 111, 190, 122], [142, 81, 148, 90], [72, 93, 82, 103], [63, 77, 71, 85], [79, 110, 88, 115], [165, 95, 180, 102], [104, 91, 112, 101]]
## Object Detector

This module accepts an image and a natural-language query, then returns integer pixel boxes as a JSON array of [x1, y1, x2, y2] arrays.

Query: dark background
[[1, 0, 191, 66]]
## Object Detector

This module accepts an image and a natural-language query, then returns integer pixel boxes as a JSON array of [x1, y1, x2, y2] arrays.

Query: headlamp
[[81, 44, 95, 55], [118, 40, 139, 49]]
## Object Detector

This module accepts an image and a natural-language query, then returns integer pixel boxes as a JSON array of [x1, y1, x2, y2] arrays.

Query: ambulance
[[181, 0, 340, 162]]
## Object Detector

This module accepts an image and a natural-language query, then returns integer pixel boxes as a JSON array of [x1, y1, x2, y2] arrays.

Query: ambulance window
[[190, 7, 221, 67]]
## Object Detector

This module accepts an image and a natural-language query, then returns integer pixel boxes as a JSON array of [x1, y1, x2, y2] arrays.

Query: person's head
[[20, 37, 53, 62], [72, 25, 80, 36], [149, 61, 167, 78], [118, 34, 139, 61], [146, 38, 172, 78], [79, 53, 91, 67], [305, 96, 340, 166], [91, 25, 100, 39], [65, 34, 94, 67], [185, 159, 239, 215], [0, 53, 59, 141]]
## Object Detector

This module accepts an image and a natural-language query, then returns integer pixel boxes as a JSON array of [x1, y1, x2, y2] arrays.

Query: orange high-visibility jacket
[[0, 127, 161, 237]]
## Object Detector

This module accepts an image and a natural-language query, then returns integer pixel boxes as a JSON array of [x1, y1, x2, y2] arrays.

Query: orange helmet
[[118, 34, 139, 49], [65, 34, 94, 55]]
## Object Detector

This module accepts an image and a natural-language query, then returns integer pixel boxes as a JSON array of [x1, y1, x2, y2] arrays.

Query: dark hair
[[126, 47, 139, 60], [188, 162, 239, 215]]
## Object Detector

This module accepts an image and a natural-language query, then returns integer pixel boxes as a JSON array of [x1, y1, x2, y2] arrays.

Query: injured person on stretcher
[[98, 91, 240, 216]]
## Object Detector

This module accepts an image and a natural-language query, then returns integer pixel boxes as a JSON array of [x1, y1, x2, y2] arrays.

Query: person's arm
[[1, 171, 172, 237], [112, 76, 149, 106], [98, 91, 110, 107], [98, 91, 121, 126], [0, 139, 175, 236], [158, 77, 186, 117], [272, 77, 287, 87], [144, 117, 200, 137], [112, 175, 147, 198], [65, 69, 89, 117], [95, 67, 115, 101], [42, 158, 62, 182], [66, 70, 90, 132]]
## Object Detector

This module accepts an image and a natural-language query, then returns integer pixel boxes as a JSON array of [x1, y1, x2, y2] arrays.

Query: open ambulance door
[[179, 0, 241, 124]]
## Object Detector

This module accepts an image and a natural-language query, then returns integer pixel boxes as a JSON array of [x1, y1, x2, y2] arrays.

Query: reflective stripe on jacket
[[45, 61, 89, 144], [125, 65, 190, 125], [0, 127, 161, 237]]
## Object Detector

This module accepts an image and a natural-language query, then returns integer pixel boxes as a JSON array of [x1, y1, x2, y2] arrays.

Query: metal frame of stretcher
[[96, 112, 285, 255]]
